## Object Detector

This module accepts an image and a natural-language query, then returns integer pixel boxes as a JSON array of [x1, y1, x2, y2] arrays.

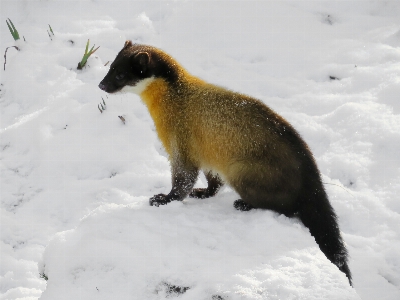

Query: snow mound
[[39, 200, 358, 300]]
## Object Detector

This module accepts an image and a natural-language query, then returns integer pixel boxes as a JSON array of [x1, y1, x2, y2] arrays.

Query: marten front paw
[[149, 194, 171, 207], [189, 188, 210, 199]]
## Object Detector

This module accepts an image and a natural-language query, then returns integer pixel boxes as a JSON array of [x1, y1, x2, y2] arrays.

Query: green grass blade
[[85, 40, 89, 55], [8, 19, 17, 33], [6, 19, 20, 41], [90, 46, 100, 55], [6, 20, 14, 36], [80, 56, 88, 67], [78, 40, 100, 69], [48, 24, 54, 36], [8, 19, 20, 40]]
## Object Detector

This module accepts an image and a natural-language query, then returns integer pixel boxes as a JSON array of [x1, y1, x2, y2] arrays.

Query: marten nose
[[98, 82, 106, 91]]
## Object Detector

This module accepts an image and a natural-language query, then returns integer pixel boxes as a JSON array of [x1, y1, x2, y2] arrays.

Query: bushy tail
[[297, 183, 352, 286]]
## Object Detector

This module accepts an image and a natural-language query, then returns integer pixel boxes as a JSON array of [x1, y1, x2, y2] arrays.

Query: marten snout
[[98, 68, 130, 94], [99, 61, 137, 94], [98, 82, 107, 91]]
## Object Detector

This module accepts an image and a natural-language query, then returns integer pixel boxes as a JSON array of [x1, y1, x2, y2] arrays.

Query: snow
[[1, 0, 399, 299]]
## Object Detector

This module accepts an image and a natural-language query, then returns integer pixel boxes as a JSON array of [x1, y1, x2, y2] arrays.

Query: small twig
[[47, 25, 54, 41], [39, 273, 48, 281], [4, 46, 20, 71], [323, 182, 355, 198], [118, 116, 126, 124], [104, 61, 110, 66]]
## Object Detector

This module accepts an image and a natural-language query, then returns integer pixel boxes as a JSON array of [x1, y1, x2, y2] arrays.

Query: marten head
[[99, 41, 180, 94]]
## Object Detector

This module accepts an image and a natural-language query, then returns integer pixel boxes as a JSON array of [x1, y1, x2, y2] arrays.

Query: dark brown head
[[98, 41, 180, 94]]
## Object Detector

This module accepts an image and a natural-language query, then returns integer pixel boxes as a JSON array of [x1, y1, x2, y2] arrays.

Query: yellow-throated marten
[[99, 41, 352, 285]]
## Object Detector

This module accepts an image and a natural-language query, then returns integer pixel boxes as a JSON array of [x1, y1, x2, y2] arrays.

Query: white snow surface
[[1, 1, 400, 299]]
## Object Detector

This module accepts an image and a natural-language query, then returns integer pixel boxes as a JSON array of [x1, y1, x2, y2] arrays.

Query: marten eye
[[116, 73, 125, 80]]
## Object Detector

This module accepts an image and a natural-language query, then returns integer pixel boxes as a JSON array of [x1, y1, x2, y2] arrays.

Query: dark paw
[[149, 194, 171, 207], [189, 188, 210, 199], [233, 199, 254, 211]]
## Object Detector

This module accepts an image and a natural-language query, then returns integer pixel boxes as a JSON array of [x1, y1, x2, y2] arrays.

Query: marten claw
[[149, 194, 171, 207]]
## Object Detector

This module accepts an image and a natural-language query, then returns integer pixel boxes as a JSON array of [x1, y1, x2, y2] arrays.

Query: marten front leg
[[189, 171, 223, 199], [150, 158, 199, 207]]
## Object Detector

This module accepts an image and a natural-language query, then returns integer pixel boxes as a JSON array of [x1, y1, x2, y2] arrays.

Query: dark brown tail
[[297, 178, 352, 286]]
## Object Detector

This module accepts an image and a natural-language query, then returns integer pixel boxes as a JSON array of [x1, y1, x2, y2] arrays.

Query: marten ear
[[124, 40, 133, 49], [134, 52, 150, 73]]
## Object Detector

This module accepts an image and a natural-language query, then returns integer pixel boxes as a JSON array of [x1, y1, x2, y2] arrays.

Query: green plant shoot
[[77, 39, 100, 70], [48, 24, 54, 36], [6, 18, 20, 41], [47, 25, 55, 40]]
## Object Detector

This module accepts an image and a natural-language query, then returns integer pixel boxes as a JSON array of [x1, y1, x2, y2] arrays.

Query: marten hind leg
[[230, 170, 299, 215], [189, 171, 223, 199]]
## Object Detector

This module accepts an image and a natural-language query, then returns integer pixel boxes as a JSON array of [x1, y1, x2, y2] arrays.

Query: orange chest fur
[[140, 78, 231, 171], [140, 79, 174, 155]]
